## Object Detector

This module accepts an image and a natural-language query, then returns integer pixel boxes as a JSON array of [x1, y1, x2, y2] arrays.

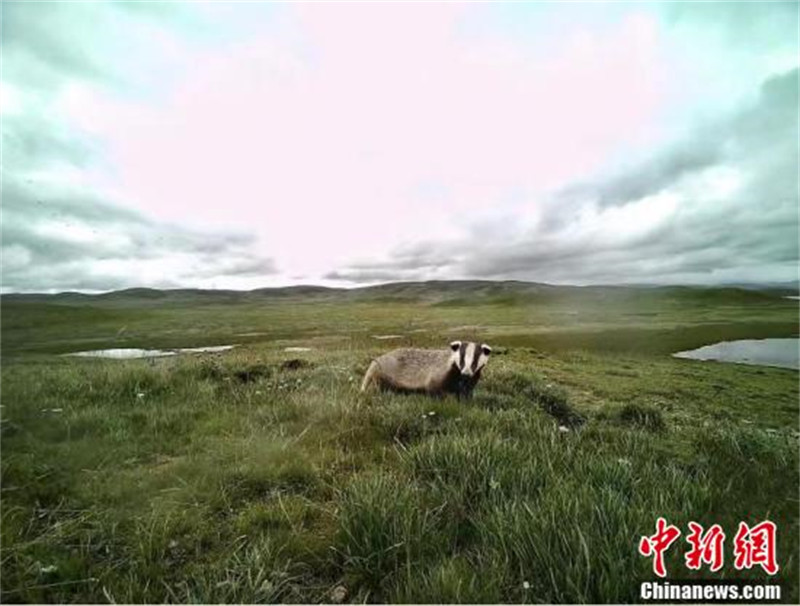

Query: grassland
[[1, 282, 798, 603]]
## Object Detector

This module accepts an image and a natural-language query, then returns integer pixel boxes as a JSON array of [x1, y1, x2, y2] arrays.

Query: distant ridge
[[2, 279, 794, 308]]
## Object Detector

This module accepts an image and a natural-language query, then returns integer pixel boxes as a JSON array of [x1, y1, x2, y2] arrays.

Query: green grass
[[1, 287, 798, 602]]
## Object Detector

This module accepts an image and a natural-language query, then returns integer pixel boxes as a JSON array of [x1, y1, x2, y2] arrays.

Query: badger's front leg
[[456, 378, 475, 399], [456, 370, 482, 399], [360, 360, 380, 392]]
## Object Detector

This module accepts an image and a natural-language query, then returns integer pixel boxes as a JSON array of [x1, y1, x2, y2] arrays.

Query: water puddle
[[65, 348, 177, 359], [284, 347, 313, 352], [178, 346, 236, 354], [673, 338, 799, 370], [64, 345, 235, 359], [371, 335, 403, 340]]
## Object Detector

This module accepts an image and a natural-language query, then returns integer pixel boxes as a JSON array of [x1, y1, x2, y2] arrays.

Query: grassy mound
[[1, 344, 796, 603]]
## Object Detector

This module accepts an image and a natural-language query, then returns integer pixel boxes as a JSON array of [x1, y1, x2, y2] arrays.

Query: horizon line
[[2, 277, 799, 297]]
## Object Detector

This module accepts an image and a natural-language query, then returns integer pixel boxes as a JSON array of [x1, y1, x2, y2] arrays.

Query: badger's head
[[449, 341, 492, 377]]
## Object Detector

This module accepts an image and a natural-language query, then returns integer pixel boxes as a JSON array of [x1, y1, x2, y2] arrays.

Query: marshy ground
[[1, 283, 798, 603]]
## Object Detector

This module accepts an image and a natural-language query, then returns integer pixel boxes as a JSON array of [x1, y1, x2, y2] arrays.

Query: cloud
[[1, 173, 277, 293], [1, 3, 107, 86], [558, 142, 721, 211], [1, 1, 279, 293], [330, 68, 798, 285], [1, 2, 797, 291], [51, 3, 680, 275], [663, 1, 799, 43], [0, 163, 279, 293]]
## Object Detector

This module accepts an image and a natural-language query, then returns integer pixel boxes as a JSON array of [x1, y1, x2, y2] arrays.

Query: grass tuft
[[617, 403, 666, 432]]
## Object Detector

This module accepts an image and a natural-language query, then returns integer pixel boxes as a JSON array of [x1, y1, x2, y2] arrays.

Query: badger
[[360, 340, 492, 398]]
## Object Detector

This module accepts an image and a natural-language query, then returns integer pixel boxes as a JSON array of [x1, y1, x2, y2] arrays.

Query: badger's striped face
[[449, 341, 492, 377]]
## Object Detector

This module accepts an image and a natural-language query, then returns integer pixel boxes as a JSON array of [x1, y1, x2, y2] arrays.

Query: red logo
[[733, 521, 779, 575], [639, 517, 682, 578], [685, 522, 726, 572], [639, 519, 779, 577]]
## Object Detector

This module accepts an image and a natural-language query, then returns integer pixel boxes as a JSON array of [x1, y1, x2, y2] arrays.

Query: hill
[[1, 279, 790, 309]]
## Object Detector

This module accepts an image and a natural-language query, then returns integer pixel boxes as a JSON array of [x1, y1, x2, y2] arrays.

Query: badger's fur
[[360, 341, 492, 398]]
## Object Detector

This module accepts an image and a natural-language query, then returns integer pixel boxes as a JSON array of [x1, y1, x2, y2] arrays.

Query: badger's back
[[372, 347, 453, 392]]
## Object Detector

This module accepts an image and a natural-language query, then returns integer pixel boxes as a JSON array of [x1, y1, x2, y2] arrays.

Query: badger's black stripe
[[459, 341, 467, 370], [471, 343, 482, 372]]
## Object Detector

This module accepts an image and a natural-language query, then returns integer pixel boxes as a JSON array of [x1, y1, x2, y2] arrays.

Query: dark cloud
[[558, 68, 797, 211], [558, 141, 721, 211], [323, 270, 413, 284], [2, 179, 144, 225], [0, 3, 278, 293], [1, 174, 277, 292], [329, 69, 799, 285], [345, 243, 456, 273], [324, 242, 459, 283]]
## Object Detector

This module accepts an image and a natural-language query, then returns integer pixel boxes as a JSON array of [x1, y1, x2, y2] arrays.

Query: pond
[[64, 345, 236, 359], [673, 338, 799, 370]]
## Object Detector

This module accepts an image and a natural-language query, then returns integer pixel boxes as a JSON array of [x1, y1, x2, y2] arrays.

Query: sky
[[1, 1, 798, 293]]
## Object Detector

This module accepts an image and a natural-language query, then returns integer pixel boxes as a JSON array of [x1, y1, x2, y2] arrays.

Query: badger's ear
[[481, 344, 492, 356], [450, 340, 462, 352]]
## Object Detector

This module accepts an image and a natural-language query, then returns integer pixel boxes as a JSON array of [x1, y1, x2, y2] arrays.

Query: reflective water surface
[[65, 345, 235, 359], [674, 338, 799, 370], [178, 346, 236, 354]]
